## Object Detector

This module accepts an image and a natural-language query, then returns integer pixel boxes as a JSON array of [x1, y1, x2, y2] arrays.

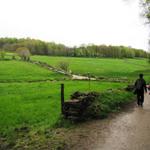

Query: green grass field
[[32, 56, 150, 81], [0, 56, 147, 149], [0, 81, 127, 136], [0, 60, 66, 82], [0, 56, 149, 135]]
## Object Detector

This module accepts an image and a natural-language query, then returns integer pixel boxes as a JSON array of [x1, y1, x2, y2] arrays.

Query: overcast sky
[[0, 0, 149, 50]]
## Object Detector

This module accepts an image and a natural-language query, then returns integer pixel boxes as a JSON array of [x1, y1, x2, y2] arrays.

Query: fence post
[[61, 84, 64, 114], [88, 73, 91, 91]]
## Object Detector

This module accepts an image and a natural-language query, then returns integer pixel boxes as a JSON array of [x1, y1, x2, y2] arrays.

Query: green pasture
[[0, 57, 148, 135], [0, 81, 127, 136], [0, 60, 66, 82], [32, 56, 150, 81], [0, 58, 137, 149]]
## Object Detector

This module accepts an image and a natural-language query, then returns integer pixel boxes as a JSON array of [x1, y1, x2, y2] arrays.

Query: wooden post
[[61, 84, 64, 114], [88, 73, 91, 92]]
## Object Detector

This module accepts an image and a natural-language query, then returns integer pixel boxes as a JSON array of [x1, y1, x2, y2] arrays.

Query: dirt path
[[66, 93, 150, 150], [72, 75, 96, 80]]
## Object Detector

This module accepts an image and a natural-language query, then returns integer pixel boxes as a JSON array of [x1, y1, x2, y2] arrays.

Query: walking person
[[134, 74, 147, 106]]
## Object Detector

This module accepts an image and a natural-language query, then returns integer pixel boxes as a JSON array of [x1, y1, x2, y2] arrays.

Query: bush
[[66, 90, 135, 120], [57, 61, 69, 72], [0, 50, 6, 60]]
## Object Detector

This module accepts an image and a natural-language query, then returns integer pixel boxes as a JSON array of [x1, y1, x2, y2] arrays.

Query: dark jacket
[[135, 78, 147, 93]]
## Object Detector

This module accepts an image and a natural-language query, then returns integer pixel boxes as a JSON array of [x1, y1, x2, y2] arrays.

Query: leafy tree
[[148, 53, 150, 63], [141, 0, 150, 62], [0, 49, 6, 60], [16, 47, 30, 61], [142, 0, 150, 22], [0, 37, 148, 59]]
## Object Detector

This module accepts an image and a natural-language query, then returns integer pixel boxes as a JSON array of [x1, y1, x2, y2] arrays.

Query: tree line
[[0, 37, 149, 58]]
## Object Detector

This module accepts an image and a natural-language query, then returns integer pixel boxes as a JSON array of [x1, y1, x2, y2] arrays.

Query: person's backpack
[[136, 79, 143, 90]]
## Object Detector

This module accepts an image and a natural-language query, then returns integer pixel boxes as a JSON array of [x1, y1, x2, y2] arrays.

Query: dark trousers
[[137, 92, 144, 105]]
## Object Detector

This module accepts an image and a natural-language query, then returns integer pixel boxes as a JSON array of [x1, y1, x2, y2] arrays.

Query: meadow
[[0, 81, 127, 136], [32, 55, 150, 81], [0, 60, 66, 82], [0, 56, 149, 135], [0, 55, 148, 149]]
